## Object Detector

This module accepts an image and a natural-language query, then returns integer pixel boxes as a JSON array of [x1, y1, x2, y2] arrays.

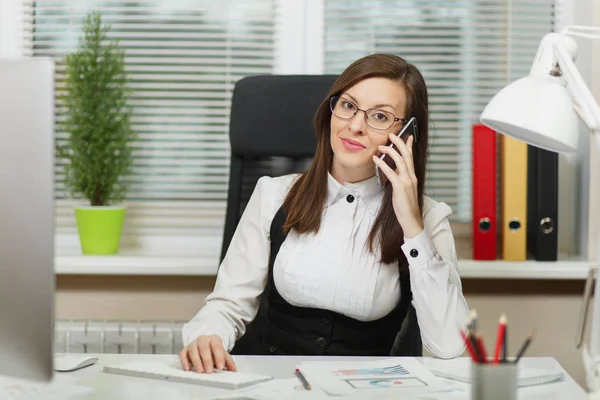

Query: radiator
[[54, 320, 185, 354]]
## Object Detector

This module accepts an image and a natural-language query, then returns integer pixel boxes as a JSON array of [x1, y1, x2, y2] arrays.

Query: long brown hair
[[282, 53, 429, 271]]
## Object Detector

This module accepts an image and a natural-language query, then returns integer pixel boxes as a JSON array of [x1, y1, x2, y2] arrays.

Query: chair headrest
[[229, 75, 338, 158]]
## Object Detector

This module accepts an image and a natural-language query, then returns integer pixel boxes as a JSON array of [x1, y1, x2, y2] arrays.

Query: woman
[[180, 53, 470, 373]]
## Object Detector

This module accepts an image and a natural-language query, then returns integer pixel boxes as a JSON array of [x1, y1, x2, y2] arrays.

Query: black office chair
[[220, 75, 337, 261], [219, 74, 422, 357]]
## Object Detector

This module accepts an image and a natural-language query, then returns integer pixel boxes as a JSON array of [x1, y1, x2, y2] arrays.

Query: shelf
[[55, 254, 218, 276], [55, 253, 593, 279], [458, 259, 592, 280]]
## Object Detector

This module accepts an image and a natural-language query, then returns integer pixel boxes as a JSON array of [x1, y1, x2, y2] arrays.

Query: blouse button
[[269, 346, 277, 354], [316, 337, 327, 347], [410, 249, 419, 258], [346, 194, 355, 203]]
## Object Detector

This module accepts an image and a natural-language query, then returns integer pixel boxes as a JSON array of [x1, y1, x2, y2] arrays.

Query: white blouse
[[183, 173, 470, 358]]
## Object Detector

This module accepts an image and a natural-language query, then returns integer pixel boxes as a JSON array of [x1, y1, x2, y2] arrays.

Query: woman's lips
[[341, 138, 366, 151]]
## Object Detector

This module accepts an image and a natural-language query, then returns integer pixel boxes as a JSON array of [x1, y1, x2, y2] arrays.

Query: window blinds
[[23, 0, 275, 241], [324, 0, 556, 222]]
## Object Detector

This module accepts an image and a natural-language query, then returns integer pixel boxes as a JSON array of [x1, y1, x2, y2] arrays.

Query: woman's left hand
[[372, 134, 424, 238]]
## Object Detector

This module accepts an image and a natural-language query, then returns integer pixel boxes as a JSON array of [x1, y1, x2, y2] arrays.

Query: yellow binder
[[500, 135, 528, 260]]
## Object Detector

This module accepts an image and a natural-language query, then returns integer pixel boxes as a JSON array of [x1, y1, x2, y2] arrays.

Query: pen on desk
[[514, 329, 536, 363], [295, 368, 311, 391], [494, 314, 507, 364]]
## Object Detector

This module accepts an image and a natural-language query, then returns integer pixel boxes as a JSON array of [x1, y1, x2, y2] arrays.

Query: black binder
[[527, 146, 558, 261]]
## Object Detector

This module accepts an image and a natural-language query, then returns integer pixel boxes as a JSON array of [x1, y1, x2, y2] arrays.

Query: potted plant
[[57, 11, 136, 255]]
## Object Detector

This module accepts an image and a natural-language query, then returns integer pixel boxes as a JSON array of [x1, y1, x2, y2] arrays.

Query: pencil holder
[[470, 362, 517, 400]]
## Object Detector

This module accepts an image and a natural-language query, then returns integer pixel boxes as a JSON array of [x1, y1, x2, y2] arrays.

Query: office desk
[[16, 355, 589, 399]]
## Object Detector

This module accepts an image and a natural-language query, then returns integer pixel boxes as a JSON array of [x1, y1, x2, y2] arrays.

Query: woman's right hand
[[179, 334, 237, 373]]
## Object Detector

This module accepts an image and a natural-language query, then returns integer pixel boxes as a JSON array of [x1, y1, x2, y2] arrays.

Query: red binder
[[472, 124, 497, 260]]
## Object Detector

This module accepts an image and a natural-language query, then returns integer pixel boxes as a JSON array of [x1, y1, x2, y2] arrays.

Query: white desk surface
[[12, 354, 590, 399]]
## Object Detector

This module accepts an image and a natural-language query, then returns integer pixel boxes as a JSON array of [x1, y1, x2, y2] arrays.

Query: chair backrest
[[220, 75, 338, 262]]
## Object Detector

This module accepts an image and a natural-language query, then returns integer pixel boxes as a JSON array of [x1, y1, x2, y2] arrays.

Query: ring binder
[[501, 135, 528, 261], [472, 124, 497, 260], [527, 146, 558, 261]]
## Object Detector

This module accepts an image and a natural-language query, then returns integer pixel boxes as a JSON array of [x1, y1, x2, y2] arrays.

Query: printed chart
[[346, 377, 427, 389], [297, 358, 442, 395], [333, 364, 409, 377]]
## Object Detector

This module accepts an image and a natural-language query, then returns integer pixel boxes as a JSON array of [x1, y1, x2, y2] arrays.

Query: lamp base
[[583, 344, 600, 393]]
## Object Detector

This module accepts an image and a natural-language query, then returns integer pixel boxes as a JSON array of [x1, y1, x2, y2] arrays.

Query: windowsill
[[55, 250, 219, 276], [54, 234, 222, 276], [457, 258, 591, 280], [54, 251, 592, 279], [55, 230, 591, 278]]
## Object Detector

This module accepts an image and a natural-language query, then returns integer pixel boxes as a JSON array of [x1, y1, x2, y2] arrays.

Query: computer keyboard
[[103, 361, 273, 389]]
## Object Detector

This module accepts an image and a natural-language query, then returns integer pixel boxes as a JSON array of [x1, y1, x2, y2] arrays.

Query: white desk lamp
[[480, 25, 600, 394]]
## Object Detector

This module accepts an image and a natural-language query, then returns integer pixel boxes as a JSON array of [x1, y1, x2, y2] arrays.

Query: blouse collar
[[326, 172, 383, 214]]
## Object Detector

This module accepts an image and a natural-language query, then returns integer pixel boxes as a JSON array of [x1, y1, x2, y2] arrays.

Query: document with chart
[[295, 358, 448, 396]]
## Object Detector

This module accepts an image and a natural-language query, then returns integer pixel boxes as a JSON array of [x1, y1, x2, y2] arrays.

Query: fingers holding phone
[[375, 116, 418, 186], [372, 119, 424, 238], [377, 134, 415, 186], [391, 133, 417, 182]]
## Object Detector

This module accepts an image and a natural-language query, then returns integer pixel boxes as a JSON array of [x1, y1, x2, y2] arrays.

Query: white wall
[[0, 0, 23, 57]]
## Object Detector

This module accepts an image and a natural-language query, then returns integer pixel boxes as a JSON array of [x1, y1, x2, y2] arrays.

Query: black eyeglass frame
[[329, 95, 408, 130]]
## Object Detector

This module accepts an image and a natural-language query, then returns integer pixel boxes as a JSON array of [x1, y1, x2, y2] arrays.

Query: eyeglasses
[[329, 96, 407, 131]]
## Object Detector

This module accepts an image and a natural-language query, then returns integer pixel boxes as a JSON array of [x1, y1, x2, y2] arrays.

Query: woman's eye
[[373, 112, 388, 121], [341, 101, 356, 110]]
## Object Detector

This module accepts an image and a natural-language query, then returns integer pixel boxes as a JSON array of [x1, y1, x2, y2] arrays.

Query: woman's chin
[[333, 154, 375, 172]]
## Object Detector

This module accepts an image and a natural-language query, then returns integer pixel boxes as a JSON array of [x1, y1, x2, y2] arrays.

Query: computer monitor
[[0, 58, 54, 381]]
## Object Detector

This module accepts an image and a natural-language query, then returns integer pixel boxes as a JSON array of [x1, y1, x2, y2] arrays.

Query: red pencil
[[460, 329, 479, 363], [494, 314, 507, 364]]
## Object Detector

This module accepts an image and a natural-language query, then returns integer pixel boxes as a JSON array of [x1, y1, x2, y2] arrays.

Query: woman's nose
[[348, 110, 367, 134]]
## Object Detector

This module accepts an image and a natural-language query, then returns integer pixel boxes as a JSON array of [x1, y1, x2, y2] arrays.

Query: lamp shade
[[480, 74, 579, 153]]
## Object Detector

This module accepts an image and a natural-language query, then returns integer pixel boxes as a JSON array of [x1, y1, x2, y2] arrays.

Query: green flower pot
[[74, 206, 126, 255]]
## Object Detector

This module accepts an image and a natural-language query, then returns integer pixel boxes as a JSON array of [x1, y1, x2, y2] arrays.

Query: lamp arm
[[562, 25, 600, 35], [583, 258, 600, 393], [561, 26, 600, 40], [553, 42, 600, 132]]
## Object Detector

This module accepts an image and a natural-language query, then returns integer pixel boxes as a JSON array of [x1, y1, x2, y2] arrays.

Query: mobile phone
[[375, 116, 418, 186]]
